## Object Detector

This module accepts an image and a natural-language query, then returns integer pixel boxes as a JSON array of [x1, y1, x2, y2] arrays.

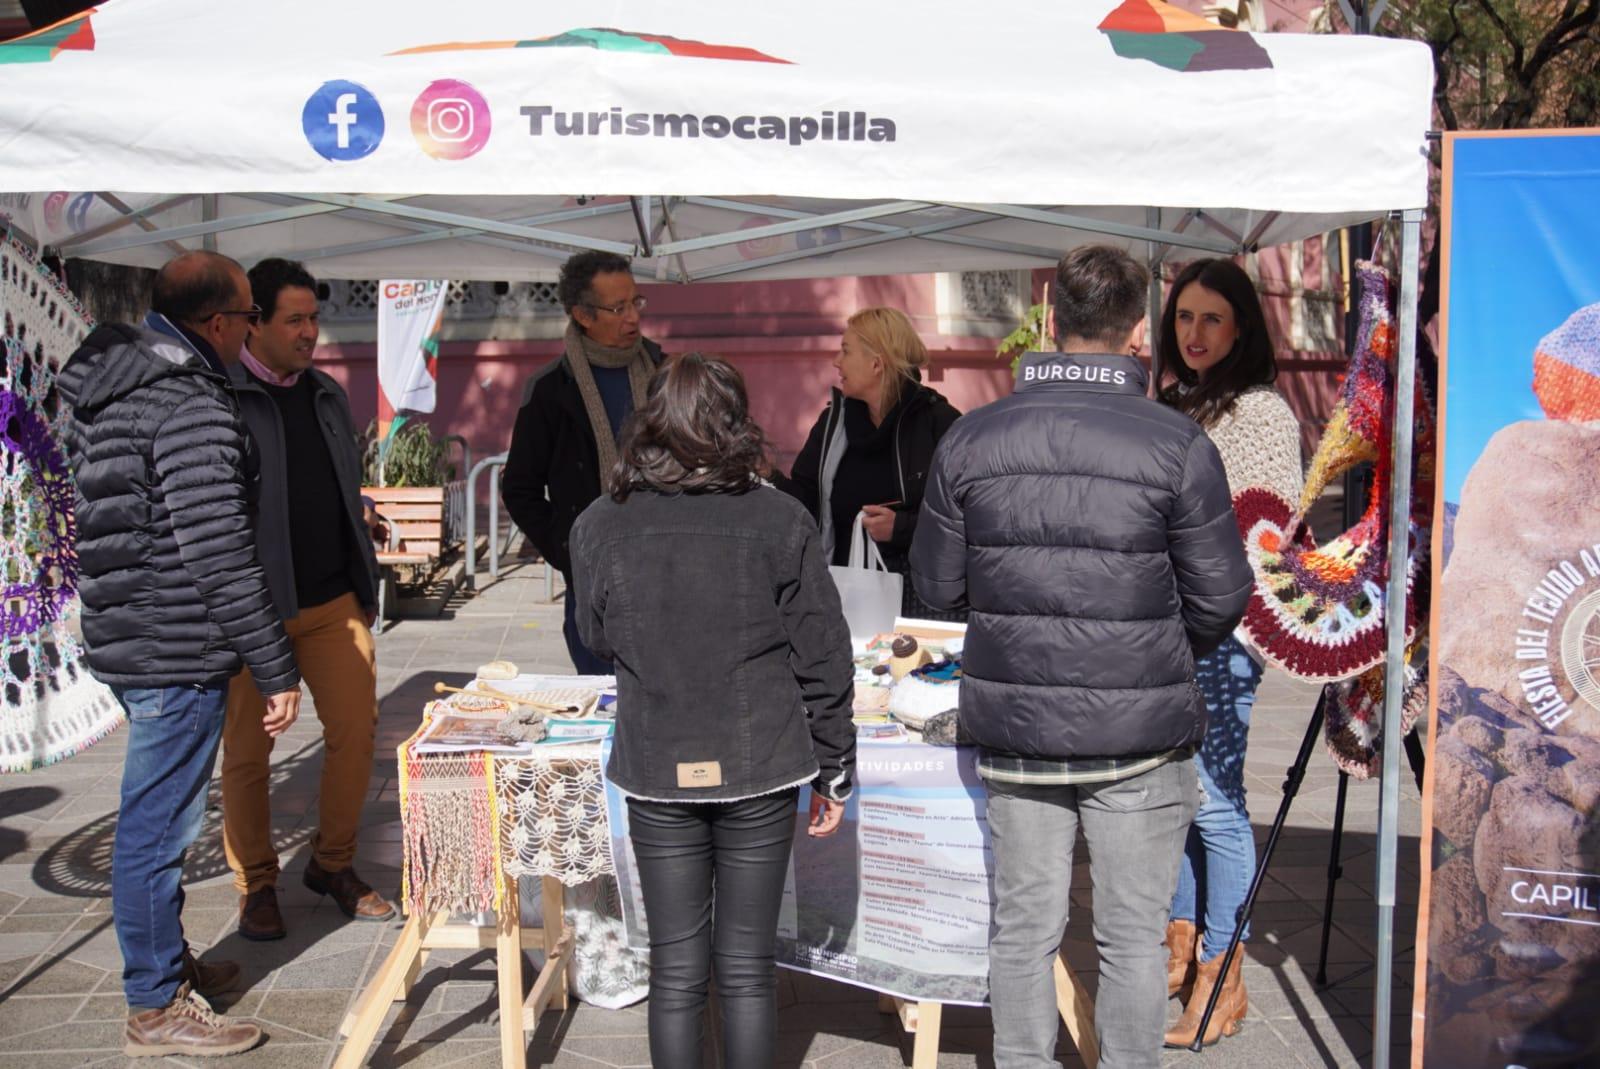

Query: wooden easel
[[878, 953, 1099, 1069], [332, 875, 572, 1069]]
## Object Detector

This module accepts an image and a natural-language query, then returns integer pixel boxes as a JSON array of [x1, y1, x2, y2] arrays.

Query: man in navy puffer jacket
[[58, 251, 300, 1059], [911, 245, 1251, 1069]]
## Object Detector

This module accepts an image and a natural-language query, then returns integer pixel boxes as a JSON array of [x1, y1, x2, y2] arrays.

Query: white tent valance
[[0, 0, 1432, 280]]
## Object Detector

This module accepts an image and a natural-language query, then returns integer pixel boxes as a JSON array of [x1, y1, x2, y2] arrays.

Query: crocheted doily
[[0, 235, 121, 773], [1235, 262, 1436, 682]]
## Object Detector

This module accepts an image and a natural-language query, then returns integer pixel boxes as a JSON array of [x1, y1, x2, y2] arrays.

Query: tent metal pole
[[944, 201, 1240, 254], [656, 200, 932, 255], [59, 194, 197, 248], [62, 197, 403, 257], [1146, 207, 1164, 396], [1372, 205, 1421, 1069], [291, 193, 638, 255]]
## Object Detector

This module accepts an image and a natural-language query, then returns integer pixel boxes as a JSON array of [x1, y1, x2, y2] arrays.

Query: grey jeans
[[985, 758, 1198, 1069]]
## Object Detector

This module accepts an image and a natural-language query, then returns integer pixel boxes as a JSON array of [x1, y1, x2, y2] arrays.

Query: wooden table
[[331, 733, 1099, 1068]]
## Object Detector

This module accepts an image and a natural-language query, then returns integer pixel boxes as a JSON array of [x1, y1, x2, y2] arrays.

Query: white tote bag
[[828, 512, 904, 640]]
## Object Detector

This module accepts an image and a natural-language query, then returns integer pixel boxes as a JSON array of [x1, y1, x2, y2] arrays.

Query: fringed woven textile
[[0, 233, 122, 773], [1235, 261, 1437, 682], [397, 713, 504, 916], [495, 744, 612, 887]]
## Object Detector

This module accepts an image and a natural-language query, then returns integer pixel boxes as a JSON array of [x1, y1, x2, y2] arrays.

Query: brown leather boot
[[237, 886, 286, 941], [1164, 919, 1198, 999], [1163, 949, 1246, 1048], [124, 981, 261, 1058], [304, 857, 396, 921], [181, 946, 240, 999]]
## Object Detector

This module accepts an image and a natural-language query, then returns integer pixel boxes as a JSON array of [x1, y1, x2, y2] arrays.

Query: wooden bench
[[362, 486, 447, 633]]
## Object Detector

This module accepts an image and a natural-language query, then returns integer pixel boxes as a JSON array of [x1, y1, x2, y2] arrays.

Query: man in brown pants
[[222, 258, 394, 939]]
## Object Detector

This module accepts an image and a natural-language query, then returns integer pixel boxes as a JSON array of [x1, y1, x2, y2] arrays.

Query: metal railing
[[463, 452, 561, 601]]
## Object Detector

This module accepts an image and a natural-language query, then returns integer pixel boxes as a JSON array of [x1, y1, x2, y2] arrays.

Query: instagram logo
[[411, 79, 491, 160]]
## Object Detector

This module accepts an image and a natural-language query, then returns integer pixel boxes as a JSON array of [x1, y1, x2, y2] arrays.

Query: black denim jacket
[[570, 485, 856, 803]]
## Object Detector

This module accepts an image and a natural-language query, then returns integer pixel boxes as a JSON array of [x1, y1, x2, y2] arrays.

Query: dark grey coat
[[57, 322, 298, 693], [570, 485, 856, 802], [910, 351, 1252, 762], [228, 363, 379, 619]]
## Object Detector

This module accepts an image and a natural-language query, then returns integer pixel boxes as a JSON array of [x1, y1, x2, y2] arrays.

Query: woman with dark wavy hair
[[569, 352, 856, 1069], [1156, 259, 1303, 1048]]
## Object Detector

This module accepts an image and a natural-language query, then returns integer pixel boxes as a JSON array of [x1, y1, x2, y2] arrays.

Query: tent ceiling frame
[[292, 193, 636, 256], [258, 197, 636, 268], [34, 190, 1308, 280]]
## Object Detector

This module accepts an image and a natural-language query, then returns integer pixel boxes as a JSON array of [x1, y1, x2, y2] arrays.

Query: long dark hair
[[1157, 258, 1278, 428], [610, 352, 769, 502]]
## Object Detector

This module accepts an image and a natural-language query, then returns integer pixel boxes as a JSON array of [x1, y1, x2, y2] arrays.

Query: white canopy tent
[[0, 1, 1432, 1063]]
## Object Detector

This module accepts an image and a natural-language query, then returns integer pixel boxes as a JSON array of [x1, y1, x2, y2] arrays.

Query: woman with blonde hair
[[775, 306, 963, 618]]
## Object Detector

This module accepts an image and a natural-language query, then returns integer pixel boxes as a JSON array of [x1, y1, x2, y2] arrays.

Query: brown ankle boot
[[1163, 949, 1246, 1048], [1164, 919, 1198, 999], [124, 981, 262, 1058]]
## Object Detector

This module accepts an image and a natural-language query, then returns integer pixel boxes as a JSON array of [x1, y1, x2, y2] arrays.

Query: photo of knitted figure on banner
[[1233, 261, 1437, 684], [0, 235, 121, 774]]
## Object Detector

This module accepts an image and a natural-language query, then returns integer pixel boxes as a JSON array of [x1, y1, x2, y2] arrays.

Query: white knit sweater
[[1204, 385, 1305, 505]]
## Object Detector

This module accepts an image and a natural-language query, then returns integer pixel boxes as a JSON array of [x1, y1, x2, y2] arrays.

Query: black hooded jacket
[[56, 322, 298, 693], [910, 352, 1251, 762], [776, 381, 961, 574]]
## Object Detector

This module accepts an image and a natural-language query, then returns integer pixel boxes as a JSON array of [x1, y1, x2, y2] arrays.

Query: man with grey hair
[[911, 245, 1252, 1067], [59, 250, 301, 1058]]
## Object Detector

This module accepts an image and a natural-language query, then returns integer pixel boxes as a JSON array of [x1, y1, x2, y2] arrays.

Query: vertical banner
[[376, 279, 446, 441], [604, 738, 994, 1004], [1417, 131, 1600, 1068]]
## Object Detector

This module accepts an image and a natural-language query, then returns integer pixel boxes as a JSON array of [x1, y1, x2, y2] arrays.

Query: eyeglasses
[[586, 296, 647, 317], [215, 304, 263, 326]]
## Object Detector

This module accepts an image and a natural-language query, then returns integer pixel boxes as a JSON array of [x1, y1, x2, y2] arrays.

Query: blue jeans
[[987, 759, 1198, 1069], [562, 574, 613, 675], [1170, 636, 1264, 961], [111, 682, 228, 1009]]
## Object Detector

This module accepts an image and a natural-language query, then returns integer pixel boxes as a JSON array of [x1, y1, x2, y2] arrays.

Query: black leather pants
[[627, 788, 799, 1069]]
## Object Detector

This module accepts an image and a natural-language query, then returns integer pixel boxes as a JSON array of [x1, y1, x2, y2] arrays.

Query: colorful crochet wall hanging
[[1233, 261, 1437, 682], [0, 233, 122, 773], [1323, 643, 1428, 779]]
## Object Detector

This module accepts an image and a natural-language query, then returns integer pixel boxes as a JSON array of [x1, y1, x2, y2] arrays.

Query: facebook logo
[[302, 80, 384, 161]]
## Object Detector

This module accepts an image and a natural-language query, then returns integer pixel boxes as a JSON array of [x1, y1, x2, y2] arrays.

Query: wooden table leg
[[333, 911, 428, 1067], [496, 897, 528, 1069], [522, 875, 575, 1027], [910, 1000, 942, 1069], [1054, 953, 1099, 1069]]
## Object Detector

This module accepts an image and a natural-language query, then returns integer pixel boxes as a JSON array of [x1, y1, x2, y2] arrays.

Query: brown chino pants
[[221, 592, 378, 894]]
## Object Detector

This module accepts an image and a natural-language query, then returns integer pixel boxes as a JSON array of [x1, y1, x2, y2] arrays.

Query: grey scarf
[[565, 321, 654, 485]]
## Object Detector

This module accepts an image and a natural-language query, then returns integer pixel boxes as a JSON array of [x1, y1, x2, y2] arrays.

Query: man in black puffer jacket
[[57, 251, 300, 1060], [910, 245, 1251, 1069]]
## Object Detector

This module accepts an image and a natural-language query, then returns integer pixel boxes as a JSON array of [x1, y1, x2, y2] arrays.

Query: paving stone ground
[[0, 558, 1421, 1067]]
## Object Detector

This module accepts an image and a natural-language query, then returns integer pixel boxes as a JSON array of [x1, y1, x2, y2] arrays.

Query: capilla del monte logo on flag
[[0, 9, 95, 65], [391, 28, 789, 65], [1098, 0, 1272, 72]]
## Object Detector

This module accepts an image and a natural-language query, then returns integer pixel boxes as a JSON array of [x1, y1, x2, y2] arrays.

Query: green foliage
[[997, 302, 1048, 371], [361, 419, 455, 487]]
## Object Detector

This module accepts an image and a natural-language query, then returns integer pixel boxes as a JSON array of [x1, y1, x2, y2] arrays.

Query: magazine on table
[[412, 715, 535, 755]]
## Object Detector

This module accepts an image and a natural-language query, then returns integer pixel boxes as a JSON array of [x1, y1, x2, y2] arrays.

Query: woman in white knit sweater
[[1156, 258, 1303, 1048]]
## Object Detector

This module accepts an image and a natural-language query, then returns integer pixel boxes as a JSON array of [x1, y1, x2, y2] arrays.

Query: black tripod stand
[[1186, 682, 1426, 1050]]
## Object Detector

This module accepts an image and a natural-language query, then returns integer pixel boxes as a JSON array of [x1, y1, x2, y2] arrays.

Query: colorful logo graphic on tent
[[302, 80, 385, 162], [0, 9, 95, 65], [391, 28, 788, 64], [411, 80, 492, 160], [1098, 0, 1272, 72]]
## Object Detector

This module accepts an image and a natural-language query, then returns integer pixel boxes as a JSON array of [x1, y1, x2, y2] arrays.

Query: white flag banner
[[377, 279, 446, 420]]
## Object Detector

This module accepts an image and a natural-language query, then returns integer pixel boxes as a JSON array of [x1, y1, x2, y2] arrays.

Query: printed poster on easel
[[603, 738, 995, 1005], [1416, 129, 1600, 1069]]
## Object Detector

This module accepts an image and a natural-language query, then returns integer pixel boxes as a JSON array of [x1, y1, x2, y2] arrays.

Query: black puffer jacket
[[502, 339, 665, 577], [57, 322, 298, 693], [910, 352, 1251, 761]]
